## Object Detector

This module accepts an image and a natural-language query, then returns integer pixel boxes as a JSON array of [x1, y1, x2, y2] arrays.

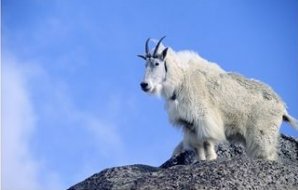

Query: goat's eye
[[155, 63, 159, 66]]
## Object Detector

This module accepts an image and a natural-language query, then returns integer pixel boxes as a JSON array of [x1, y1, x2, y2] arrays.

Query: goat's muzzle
[[140, 82, 149, 92]]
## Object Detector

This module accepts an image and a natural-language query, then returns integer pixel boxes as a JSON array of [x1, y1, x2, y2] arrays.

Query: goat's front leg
[[204, 141, 217, 160], [196, 144, 206, 160], [196, 141, 217, 161]]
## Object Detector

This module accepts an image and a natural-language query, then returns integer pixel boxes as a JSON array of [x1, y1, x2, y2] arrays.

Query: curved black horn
[[137, 54, 146, 60], [153, 36, 166, 56], [145, 38, 150, 55]]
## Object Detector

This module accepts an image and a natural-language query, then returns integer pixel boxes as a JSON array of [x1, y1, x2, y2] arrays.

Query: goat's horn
[[145, 38, 150, 55], [137, 55, 146, 60], [153, 36, 166, 56]]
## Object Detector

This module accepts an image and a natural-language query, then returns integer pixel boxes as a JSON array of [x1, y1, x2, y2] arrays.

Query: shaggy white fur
[[140, 40, 298, 161]]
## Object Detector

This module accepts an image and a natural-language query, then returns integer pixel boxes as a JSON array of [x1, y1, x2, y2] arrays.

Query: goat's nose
[[140, 82, 149, 91]]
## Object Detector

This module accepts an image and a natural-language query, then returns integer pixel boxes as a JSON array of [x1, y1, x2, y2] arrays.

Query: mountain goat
[[138, 36, 298, 161]]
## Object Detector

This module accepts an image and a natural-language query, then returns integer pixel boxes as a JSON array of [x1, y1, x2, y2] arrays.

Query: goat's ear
[[161, 48, 168, 60], [137, 55, 147, 60]]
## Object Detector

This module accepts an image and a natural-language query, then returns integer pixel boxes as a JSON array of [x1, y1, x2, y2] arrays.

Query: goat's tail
[[283, 111, 298, 130]]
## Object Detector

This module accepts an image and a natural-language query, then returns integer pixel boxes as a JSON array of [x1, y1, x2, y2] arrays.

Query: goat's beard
[[150, 84, 163, 97]]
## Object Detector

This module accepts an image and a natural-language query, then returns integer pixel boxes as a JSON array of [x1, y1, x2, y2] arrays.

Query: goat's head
[[138, 36, 169, 95]]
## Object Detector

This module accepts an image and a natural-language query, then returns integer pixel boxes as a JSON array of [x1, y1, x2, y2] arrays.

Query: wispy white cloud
[[2, 57, 63, 190], [2, 54, 128, 189]]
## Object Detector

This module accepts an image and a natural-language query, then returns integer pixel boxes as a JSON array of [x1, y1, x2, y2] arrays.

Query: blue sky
[[2, 0, 298, 189]]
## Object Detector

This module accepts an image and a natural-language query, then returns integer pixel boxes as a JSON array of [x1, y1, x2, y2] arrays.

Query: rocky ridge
[[68, 134, 298, 190]]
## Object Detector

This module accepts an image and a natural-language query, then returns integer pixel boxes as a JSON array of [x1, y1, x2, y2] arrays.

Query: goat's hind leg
[[246, 124, 279, 161]]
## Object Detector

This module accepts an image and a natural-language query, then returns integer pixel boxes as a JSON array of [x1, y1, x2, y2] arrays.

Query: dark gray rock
[[68, 134, 298, 190]]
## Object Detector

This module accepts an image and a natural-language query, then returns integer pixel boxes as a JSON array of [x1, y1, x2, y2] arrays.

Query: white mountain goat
[[138, 36, 298, 161]]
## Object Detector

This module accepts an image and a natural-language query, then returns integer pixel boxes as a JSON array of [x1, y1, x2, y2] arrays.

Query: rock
[[68, 134, 298, 190]]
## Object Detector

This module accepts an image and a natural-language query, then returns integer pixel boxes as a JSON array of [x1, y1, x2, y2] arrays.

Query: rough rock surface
[[68, 134, 298, 190]]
